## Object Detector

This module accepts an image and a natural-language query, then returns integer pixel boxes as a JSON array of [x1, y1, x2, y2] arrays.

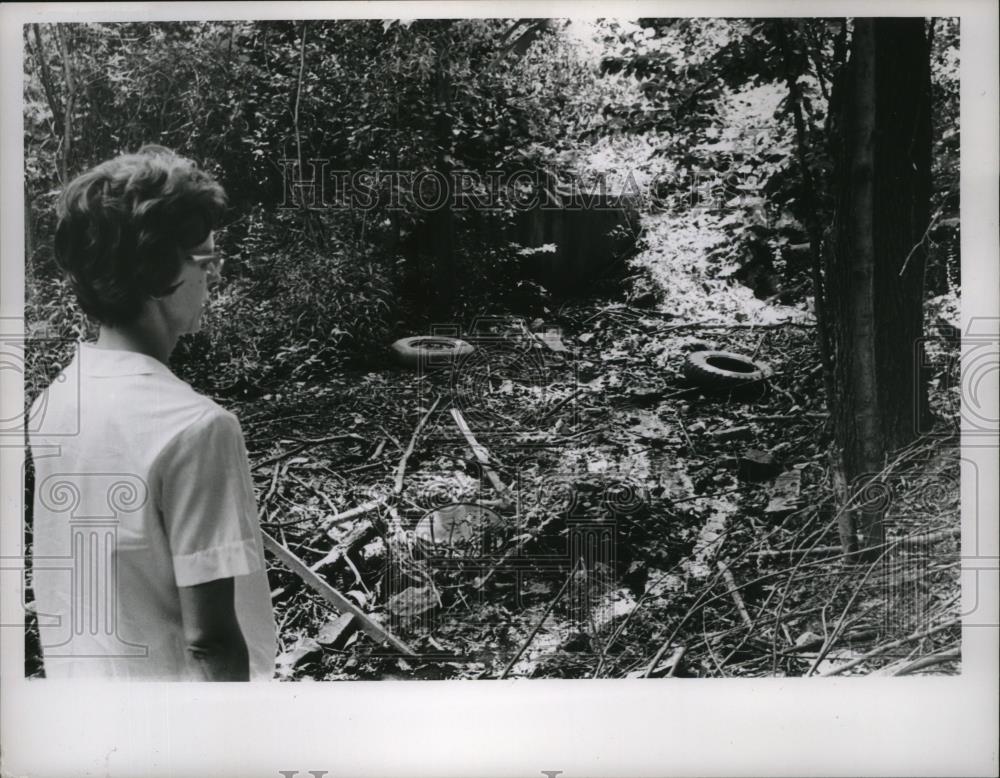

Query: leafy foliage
[[23, 18, 958, 392], [24, 19, 627, 393]]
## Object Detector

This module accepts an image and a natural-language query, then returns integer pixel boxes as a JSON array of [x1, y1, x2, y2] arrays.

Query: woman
[[28, 146, 276, 681]]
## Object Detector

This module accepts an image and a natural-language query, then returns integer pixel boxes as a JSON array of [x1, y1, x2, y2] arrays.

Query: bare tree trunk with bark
[[825, 18, 933, 557], [52, 24, 76, 184]]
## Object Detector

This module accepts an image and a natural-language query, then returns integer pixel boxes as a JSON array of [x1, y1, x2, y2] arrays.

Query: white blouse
[[28, 342, 276, 680]]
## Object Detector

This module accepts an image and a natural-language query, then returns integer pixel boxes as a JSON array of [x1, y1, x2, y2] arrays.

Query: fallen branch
[[750, 527, 960, 559], [321, 498, 386, 531], [394, 395, 442, 494], [284, 433, 366, 445], [650, 319, 716, 334], [745, 413, 829, 422], [888, 527, 961, 546], [261, 529, 415, 656], [717, 561, 753, 629], [659, 386, 702, 401], [818, 617, 960, 677], [891, 646, 960, 675], [450, 407, 508, 496], [779, 628, 878, 655], [664, 646, 686, 678], [661, 320, 817, 330], [263, 459, 284, 505], [314, 519, 380, 570]]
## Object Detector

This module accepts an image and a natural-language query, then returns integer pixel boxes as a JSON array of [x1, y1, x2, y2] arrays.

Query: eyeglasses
[[187, 252, 225, 272], [153, 251, 225, 298]]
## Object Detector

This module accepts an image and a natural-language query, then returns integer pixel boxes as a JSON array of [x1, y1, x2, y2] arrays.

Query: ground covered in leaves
[[22, 213, 962, 682], [216, 249, 961, 681]]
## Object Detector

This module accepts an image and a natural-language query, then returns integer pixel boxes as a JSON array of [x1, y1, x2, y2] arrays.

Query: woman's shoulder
[[138, 367, 241, 432], [152, 400, 246, 472], [172, 395, 242, 440]]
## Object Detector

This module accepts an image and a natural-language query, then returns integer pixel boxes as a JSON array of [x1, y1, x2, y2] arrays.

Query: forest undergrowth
[[20, 18, 962, 681], [22, 249, 962, 682]]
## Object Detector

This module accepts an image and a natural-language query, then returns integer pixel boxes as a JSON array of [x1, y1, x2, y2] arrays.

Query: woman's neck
[[95, 319, 176, 365]]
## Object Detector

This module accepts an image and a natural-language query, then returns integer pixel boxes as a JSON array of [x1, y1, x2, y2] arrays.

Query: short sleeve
[[157, 409, 264, 587]]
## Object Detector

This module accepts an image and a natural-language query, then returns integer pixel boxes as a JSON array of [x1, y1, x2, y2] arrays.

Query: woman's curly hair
[[54, 145, 228, 326]]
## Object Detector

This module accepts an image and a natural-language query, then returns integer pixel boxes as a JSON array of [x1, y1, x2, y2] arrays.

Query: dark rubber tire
[[683, 350, 770, 390], [391, 336, 475, 369]]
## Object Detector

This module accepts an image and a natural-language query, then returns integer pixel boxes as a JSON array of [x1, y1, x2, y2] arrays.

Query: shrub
[[172, 225, 398, 394]]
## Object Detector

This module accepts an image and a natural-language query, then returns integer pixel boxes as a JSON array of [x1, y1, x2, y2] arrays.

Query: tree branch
[[29, 25, 65, 171]]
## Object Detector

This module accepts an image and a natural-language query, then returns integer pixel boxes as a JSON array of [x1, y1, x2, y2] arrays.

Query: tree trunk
[[826, 19, 932, 555], [433, 45, 457, 309], [24, 181, 34, 271], [775, 21, 837, 410], [53, 25, 76, 184], [29, 25, 65, 156]]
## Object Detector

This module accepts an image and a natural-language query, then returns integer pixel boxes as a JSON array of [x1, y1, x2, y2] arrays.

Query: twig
[[899, 209, 942, 277], [473, 536, 532, 592], [750, 527, 960, 558], [321, 498, 386, 531], [261, 515, 322, 529], [378, 427, 403, 453], [660, 386, 702, 401], [673, 409, 696, 453], [243, 411, 318, 427], [369, 438, 387, 460], [393, 396, 441, 494], [340, 461, 383, 475], [284, 433, 365, 445], [263, 461, 284, 505], [535, 388, 584, 424], [498, 558, 582, 679], [717, 561, 754, 629], [261, 529, 415, 656], [746, 412, 829, 422], [697, 321, 816, 330], [251, 434, 362, 472], [702, 610, 728, 677], [723, 582, 780, 667], [254, 447, 303, 474], [806, 550, 889, 676], [750, 545, 842, 558], [819, 618, 960, 677], [287, 470, 340, 515], [650, 319, 715, 334]]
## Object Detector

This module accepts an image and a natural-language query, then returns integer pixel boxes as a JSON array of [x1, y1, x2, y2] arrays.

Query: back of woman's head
[[54, 146, 228, 326]]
